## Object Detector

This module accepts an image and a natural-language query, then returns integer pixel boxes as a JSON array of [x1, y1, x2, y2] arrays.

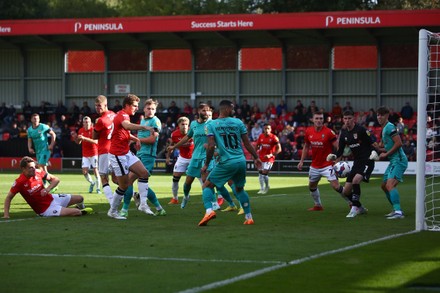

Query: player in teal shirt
[[376, 106, 408, 219], [199, 100, 262, 226], [27, 113, 57, 185], [120, 99, 166, 217]]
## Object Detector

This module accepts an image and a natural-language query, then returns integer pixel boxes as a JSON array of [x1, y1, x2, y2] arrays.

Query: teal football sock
[[390, 189, 402, 211], [202, 187, 215, 210], [122, 185, 134, 210], [147, 188, 160, 208]]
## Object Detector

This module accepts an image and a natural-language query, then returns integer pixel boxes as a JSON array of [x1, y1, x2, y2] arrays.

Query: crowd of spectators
[[0, 98, 424, 162]]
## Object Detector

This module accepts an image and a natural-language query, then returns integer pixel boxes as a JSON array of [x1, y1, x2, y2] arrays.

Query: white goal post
[[416, 29, 440, 231]]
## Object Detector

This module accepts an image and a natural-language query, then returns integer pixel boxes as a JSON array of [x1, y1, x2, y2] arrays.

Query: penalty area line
[[178, 230, 419, 293]]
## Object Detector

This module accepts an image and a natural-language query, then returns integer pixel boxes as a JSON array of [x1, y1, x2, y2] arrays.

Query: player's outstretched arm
[[3, 192, 16, 219]]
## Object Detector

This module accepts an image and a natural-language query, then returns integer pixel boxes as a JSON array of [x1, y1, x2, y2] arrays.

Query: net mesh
[[425, 32, 440, 231]]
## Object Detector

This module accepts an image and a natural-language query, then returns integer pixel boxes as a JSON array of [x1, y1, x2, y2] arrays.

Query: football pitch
[[1, 172, 439, 292]]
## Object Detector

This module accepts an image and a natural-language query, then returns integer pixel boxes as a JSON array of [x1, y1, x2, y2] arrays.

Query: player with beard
[[199, 100, 262, 226]]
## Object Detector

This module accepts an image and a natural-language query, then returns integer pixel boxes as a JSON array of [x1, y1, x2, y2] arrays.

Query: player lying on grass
[[3, 156, 93, 218]]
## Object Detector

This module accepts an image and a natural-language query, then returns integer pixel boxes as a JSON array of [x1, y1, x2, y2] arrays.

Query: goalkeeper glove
[[369, 150, 379, 161], [326, 154, 337, 161]]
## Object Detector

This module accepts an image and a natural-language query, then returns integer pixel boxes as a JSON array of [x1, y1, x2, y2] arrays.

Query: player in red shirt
[[255, 124, 281, 194], [297, 111, 349, 211], [166, 116, 194, 204], [107, 94, 155, 220], [3, 156, 92, 218], [72, 116, 100, 194], [93, 95, 116, 203]]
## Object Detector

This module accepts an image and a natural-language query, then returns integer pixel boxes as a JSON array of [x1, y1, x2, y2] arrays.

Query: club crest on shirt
[[353, 133, 358, 140]]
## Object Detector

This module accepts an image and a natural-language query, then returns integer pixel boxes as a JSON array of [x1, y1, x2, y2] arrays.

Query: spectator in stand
[[356, 111, 367, 126], [3, 104, 16, 125], [278, 108, 290, 122], [250, 122, 263, 141], [306, 104, 318, 125], [167, 100, 180, 122], [286, 125, 296, 143], [18, 123, 28, 139], [402, 138, 416, 161], [279, 142, 297, 160], [70, 102, 80, 122], [61, 123, 71, 142], [325, 115, 334, 130], [51, 121, 62, 139], [38, 101, 49, 122], [156, 101, 165, 113], [342, 101, 354, 113], [256, 112, 268, 128], [285, 113, 295, 127], [188, 107, 197, 121], [234, 107, 245, 120], [388, 108, 400, 125], [8, 122, 20, 139], [307, 100, 318, 116], [396, 117, 408, 136], [294, 107, 308, 127], [55, 100, 67, 123], [251, 102, 260, 117], [265, 102, 277, 119], [332, 116, 343, 134], [400, 101, 414, 120], [112, 99, 123, 113], [294, 99, 305, 114], [52, 141, 63, 158], [80, 101, 92, 116], [365, 108, 379, 127], [276, 99, 288, 117], [427, 104, 435, 121], [295, 129, 306, 150], [22, 101, 33, 120], [183, 102, 193, 115], [240, 99, 252, 120], [0, 102, 8, 123], [165, 116, 176, 130], [331, 102, 343, 118]]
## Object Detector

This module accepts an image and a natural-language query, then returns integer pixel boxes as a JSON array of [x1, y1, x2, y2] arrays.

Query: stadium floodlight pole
[[416, 29, 428, 231]]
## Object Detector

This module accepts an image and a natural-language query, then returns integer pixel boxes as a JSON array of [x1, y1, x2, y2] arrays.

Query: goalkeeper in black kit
[[327, 110, 376, 218]]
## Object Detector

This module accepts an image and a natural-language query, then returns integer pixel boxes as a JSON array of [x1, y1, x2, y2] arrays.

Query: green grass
[[1, 172, 439, 293]]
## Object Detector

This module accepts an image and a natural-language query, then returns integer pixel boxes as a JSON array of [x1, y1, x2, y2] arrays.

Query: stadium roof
[[0, 9, 439, 50]]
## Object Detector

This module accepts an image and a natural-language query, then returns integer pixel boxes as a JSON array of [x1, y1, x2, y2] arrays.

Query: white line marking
[[252, 194, 288, 198], [0, 252, 283, 265], [0, 217, 41, 223], [178, 230, 419, 293]]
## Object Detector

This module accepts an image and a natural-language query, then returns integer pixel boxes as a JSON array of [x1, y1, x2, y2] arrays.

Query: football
[[334, 161, 351, 178]]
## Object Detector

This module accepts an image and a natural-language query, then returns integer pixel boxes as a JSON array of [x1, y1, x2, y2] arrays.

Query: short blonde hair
[[95, 95, 107, 104], [177, 116, 190, 125]]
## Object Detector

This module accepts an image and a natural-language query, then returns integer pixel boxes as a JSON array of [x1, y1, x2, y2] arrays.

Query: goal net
[[417, 29, 440, 231]]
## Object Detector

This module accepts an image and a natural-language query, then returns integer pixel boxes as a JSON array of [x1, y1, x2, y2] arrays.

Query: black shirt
[[337, 124, 374, 160]]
